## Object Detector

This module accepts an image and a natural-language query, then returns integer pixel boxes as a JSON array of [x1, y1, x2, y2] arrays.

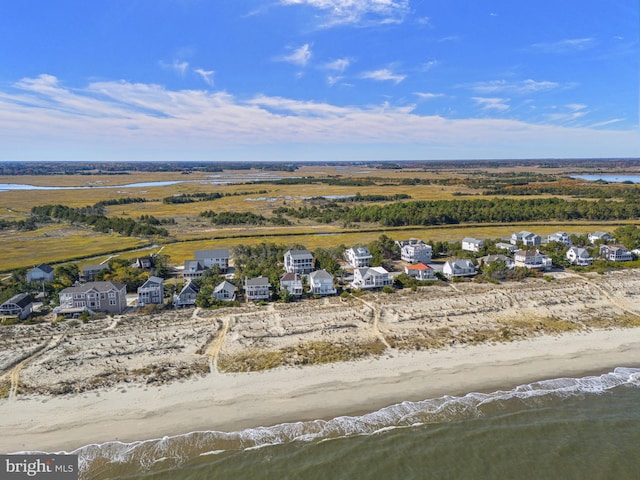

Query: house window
[[109, 299, 117, 305], [108, 292, 116, 298]]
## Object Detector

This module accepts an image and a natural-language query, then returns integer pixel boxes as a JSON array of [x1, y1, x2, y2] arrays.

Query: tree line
[[272, 197, 640, 226]]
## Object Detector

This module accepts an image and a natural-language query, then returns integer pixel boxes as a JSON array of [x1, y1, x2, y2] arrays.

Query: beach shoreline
[[2, 327, 640, 454]]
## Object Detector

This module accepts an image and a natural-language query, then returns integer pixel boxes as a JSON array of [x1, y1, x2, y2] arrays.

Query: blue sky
[[0, 0, 638, 162]]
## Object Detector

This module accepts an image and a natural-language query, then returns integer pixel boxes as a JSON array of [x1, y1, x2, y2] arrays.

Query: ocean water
[[59, 367, 640, 479]]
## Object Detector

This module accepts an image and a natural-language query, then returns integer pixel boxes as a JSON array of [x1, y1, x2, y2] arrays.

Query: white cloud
[[531, 38, 595, 53], [280, 0, 410, 27], [465, 79, 561, 95], [414, 92, 444, 100], [324, 58, 351, 72], [194, 69, 215, 86], [1, 74, 637, 161], [361, 68, 406, 84], [171, 60, 189, 76], [277, 43, 312, 66], [473, 97, 510, 111]]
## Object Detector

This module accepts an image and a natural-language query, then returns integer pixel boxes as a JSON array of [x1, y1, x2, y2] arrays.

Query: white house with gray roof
[[396, 239, 432, 264], [214, 280, 237, 301], [309, 269, 336, 295], [351, 266, 392, 289], [244, 276, 271, 301], [27, 263, 55, 283], [566, 247, 593, 266], [194, 249, 230, 272], [345, 247, 373, 268], [137, 276, 164, 307], [443, 260, 476, 279], [284, 249, 314, 274]]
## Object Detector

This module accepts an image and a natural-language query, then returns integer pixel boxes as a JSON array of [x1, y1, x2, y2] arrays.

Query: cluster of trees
[[31, 204, 169, 237], [94, 197, 147, 208], [163, 190, 269, 204], [200, 210, 292, 226], [484, 181, 640, 201], [262, 176, 378, 187], [0, 217, 39, 231], [272, 198, 640, 227]]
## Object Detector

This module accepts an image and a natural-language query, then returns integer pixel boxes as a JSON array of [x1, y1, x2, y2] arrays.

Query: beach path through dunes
[[7, 334, 65, 399], [562, 272, 640, 318]]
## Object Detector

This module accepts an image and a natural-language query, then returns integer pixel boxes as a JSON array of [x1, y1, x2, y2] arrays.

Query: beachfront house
[[57, 281, 127, 315], [183, 260, 206, 281], [461, 237, 484, 253], [511, 231, 542, 247], [283, 249, 314, 275], [566, 247, 593, 266], [214, 280, 237, 302], [280, 272, 303, 296], [443, 260, 476, 279], [496, 242, 518, 253], [309, 269, 337, 295], [396, 239, 433, 264], [175, 281, 200, 308], [477, 254, 515, 270], [589, 231, 615, 244], [137, 276, 164, 307], [599, 244, 633, 262], [80, 263, 110, 282], [351, 267, 393, 290], [547, 232, 572, 246], [345, 247, 373, 268], [27, 263, 55, 283], [244, 276, 271, 302], [514, 249, 552, 270], [0, 293, 35, 320], [194, 249, 230, 272], [404, 263, 435, 281]]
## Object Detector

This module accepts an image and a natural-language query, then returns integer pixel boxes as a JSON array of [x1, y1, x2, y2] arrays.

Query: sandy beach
[[1, 269, 639, 454]]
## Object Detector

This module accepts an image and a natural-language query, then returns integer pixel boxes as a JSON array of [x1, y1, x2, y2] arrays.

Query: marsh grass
[[0, 379, 9, 399]]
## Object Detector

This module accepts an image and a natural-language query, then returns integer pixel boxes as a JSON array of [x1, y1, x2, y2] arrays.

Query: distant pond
[[571, 174, 640, 184]]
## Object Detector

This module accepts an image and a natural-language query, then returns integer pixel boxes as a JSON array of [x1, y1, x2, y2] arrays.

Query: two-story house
[[566, 247, 593, 266], [345, 247, 373, 268], [511, 231, 542, 247], [599, 244, 633, 262], [175, 281, 200, 308], [547, 232, 572, 246], [396, 239, 432, 264], [514, 249, 552, 270], [443, 260, 476, 279], [194, 249, 230, 272], [214, 280, 237, 301], [244, 276, 271, 301], [57, 281, 127, 315], [404, 263, 435, 281], [589, 231, 615, 244], [351, 267, 393, 290], [309, 269, 337, 295], [183, 260, 206, 281], [461, 237, 484, 252], [27, 263, 55, 283], [137, 276, 164, 307], [283, 250, 314, 275], [280, 272, 303, 296]]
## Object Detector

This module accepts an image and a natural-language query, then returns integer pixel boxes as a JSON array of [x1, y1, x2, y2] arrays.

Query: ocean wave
[[25, 367, 640, 478]]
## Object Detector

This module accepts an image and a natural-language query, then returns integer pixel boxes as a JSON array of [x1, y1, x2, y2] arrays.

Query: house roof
[[348, 246, 371, 256], [310, 269, 333, 280], [141, 276, 164, 287], [246, 276, 270, 287], [183, 260, 205, 271], [214, 280, 236, 293], [446, 259, 474, 269], [280, 272, 301, 282], [568, 247, 589, 256], [195, 249, 230, 259], [405, 263, 432, 271], [396, 238, 427, 247], [2, 293, 34, 308], [462, 237, 482, 243], [61, 281, 125, 294], [179, 281, 200, 295], [479, 254, 509, 263], [516, 249, 540, 257], [285, 249, 313, 259], [33, 263, 54, 273]]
